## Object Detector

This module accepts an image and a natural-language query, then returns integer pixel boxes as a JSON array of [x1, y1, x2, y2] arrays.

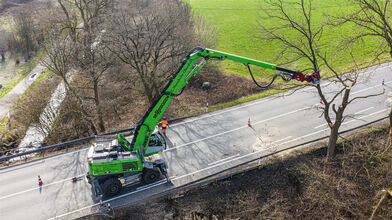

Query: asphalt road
[[0, 61, 47, 119], [0, 63, 391, 219]]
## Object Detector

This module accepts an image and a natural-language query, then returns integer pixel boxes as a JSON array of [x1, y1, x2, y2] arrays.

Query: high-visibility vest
[[160, 120, 168, 132]]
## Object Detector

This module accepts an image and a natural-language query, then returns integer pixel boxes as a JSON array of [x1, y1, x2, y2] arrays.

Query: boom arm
[[128, 47, 320, 156]]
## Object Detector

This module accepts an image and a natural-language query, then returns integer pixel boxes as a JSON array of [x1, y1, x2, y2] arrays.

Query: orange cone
[[38, 175, 43, 186], [248, 118, 251, 126]]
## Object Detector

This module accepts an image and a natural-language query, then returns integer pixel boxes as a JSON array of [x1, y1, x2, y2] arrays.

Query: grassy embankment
[[187, 0, 387, 110]]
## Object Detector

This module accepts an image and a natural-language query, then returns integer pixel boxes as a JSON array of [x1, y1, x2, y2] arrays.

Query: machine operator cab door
[[144, 130, 167, 156], [117, 130, 166, 156]]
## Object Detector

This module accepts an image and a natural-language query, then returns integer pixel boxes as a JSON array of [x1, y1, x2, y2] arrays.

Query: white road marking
[[172, 98, 272, 127], [0, 174, 85, 201], [0, 160, 45, 174], [49, 111, 389, 219], [208, 154, 240, 166], [314, 107, 374, 129], [351, 80, 392, 95], [359, 109, 387, 118], [271, 136, 293, 144], [49, 178, 170, 219], [314, 123, 328, 129], [136, 179, 167, 190], [280, 128, 330, 146], [51, 149, 264, 219], [167, 126, 244, 151], [0, 98, 308, 202], [262, 136, 294, 151], [355, 107, 374, 115], [166, 107, 310, 152], [283, 109, 387, 146], [48, 204, 96, 220], [0, 148, 88, 174], [343, 109, 388, 125], [6, 72, 386, 175], [172, 150, 263, 181]]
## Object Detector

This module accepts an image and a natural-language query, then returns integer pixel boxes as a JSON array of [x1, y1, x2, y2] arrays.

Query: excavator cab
[[87, 132, 169, 197], [117, 131, 166, 155], [144, 131, 166, 156]]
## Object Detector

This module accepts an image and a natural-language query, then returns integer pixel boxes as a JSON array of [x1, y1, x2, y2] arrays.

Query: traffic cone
[[382, 79, 385, 86], [38, 175, 43, 186], [248, 118, 251, 126]]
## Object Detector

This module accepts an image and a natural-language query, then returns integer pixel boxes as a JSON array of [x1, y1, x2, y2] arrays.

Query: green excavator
[[86, 47, 320, 197]]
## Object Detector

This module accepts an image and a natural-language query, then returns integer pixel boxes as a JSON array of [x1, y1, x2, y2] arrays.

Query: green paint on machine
[[90, 159, 142, 175], [86, 47, 317, 197]]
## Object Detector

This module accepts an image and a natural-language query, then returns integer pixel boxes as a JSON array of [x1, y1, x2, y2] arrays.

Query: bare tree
[[105, 0, 196, 104], [193, 14, 219, 49], [259, 0, 383, 159], [47, 0, 113, 133], [41, 29, 103, 134], [338, 0, 392, 135], [3, 2, 59, 61], [0, 29, 10, 61], [10, 8, 36, 60], [57, 0, 79, 41], [72, 33, 114, 132]]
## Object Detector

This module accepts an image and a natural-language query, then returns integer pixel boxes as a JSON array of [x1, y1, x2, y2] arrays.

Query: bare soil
[[44, 65, 274, 144], [86, 124, 392, 220]]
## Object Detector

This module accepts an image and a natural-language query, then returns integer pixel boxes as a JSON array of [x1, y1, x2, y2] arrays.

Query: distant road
[[0, 60, 47, 119], [0, 62, 391, 219]]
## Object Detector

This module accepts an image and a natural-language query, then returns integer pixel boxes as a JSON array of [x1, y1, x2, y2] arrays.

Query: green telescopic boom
[[128, 47, 320, 157]]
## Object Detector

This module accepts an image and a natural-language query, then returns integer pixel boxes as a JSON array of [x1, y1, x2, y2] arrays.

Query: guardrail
[[31, 116, 389, 219], [108, 116, 389, 211], [0, 127, 136, 162], [0, 116, 190, 163]]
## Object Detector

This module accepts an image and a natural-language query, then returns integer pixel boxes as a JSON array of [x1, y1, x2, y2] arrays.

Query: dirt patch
[[44, 65, 275, 144], [85, 124, 392, 220], [166, 65, 272, 118]]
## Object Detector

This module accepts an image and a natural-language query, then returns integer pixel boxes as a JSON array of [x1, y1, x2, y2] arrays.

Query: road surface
[[0, 62, 391, 219], [0, 61, 46, 119]]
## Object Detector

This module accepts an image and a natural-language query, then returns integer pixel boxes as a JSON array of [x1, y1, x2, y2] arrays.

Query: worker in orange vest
[[159, 117, 169, 136]]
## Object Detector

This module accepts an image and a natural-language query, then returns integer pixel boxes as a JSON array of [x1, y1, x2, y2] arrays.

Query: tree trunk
[[89, 122, 98, 135], [327, 125, 339, 159], [327, 86, 351, 159], [93, 80, 105, 132], [0, 53, 4, 62], [63, 79, 98, 135], [389, 105, 392, 136], [142, 79, 154, 105]]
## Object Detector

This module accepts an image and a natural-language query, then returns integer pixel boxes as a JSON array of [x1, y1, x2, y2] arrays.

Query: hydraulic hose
[[246, 64, 292, 89]]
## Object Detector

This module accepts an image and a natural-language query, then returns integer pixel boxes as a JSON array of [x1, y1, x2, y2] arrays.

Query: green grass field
[[187, 0, 385, 80], [0, 59, 32, 99]]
